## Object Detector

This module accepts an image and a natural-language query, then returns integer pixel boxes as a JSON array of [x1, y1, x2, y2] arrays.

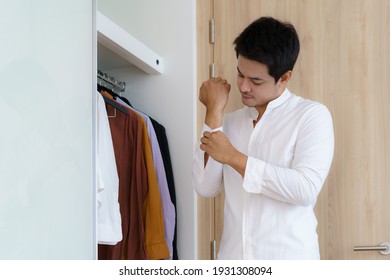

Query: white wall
[[97, 0, 198, 259], [0, 0, 95, 259]]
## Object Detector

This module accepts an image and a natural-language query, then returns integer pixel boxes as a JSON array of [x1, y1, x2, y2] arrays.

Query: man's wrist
[[227, 150, 248, 177]]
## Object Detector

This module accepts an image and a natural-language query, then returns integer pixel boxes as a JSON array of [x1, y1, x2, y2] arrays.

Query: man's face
[[236, 55, 285, 113]]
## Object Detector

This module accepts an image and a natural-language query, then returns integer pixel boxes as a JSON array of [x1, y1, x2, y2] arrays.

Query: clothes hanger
[[97, 71, 130, 116], [97, 84, 120, 98], [97, 83, 132, 107], [97, 87, 128, 117], [101, 94, 129, 116]]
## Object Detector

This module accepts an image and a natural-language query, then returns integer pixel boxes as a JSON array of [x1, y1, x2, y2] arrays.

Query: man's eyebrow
[[237, 66, 264, 81]]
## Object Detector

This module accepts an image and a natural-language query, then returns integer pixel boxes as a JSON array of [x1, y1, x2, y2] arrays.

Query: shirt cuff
[[202, 123, 223, 134], [243, 156, 266, 194]]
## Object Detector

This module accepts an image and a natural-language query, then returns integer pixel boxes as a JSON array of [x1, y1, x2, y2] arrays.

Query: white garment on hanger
[[96, 92, 122, 245]]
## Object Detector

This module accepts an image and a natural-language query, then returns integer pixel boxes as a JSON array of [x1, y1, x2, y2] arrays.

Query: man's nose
[[238, 78, 251, 93]]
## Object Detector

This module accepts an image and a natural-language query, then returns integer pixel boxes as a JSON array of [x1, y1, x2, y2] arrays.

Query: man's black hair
[[234, 17, 300, 83]]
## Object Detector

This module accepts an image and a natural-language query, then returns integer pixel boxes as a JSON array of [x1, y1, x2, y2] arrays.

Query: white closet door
[[0, 0, 95, 259]]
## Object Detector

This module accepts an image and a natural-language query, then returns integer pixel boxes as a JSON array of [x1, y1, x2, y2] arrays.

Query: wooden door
[[197, 0, 390, 259], [197, 0, 215, 260]]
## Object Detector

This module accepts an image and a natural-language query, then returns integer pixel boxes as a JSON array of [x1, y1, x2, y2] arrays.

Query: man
[[193, 17, 334, 259]]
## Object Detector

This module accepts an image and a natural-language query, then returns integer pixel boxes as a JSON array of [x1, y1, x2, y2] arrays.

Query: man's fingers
[[203, 131, 212, 138]]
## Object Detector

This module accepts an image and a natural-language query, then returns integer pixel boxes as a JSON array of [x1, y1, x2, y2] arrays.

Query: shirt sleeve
[[192, 124, 224, 198], [243, 105, 334, 207]]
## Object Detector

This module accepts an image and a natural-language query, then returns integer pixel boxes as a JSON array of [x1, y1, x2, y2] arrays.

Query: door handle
[[353, 242, 390, 255]]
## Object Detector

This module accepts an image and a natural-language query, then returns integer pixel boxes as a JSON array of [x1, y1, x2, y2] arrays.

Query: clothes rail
[[97, 70, 126, 93]]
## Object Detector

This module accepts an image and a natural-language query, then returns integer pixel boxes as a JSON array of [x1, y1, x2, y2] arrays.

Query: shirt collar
[[248, 88, 292, 119], [268, 88, 292, 109]]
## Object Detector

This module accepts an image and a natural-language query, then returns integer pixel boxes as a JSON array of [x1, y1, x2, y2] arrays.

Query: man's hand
[[200, 130, 232, 164], [199, 77, 231, 129], [200, 130, 248, 176]]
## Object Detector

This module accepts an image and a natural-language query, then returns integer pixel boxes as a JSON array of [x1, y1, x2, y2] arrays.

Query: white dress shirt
[[193, 88, 334, 259], [97, 92, 122, 245]]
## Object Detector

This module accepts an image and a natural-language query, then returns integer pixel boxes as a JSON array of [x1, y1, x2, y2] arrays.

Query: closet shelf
[[97, 11, 163, 75]]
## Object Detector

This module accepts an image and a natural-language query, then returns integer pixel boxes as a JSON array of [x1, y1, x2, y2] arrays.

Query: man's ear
[[279, 70, 292, 86]]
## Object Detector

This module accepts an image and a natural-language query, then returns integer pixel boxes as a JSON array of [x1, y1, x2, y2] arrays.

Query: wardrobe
[[0, 0, 197, 260]]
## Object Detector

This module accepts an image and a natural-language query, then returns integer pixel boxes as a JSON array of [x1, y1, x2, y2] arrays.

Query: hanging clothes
[[136, 112, 170, 260], [150, 117, 179, 260], [97, 92, 169, 260], [98, 95, 149, 259], [96, 92, 122, 245], [117, 98, 176, 259]]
